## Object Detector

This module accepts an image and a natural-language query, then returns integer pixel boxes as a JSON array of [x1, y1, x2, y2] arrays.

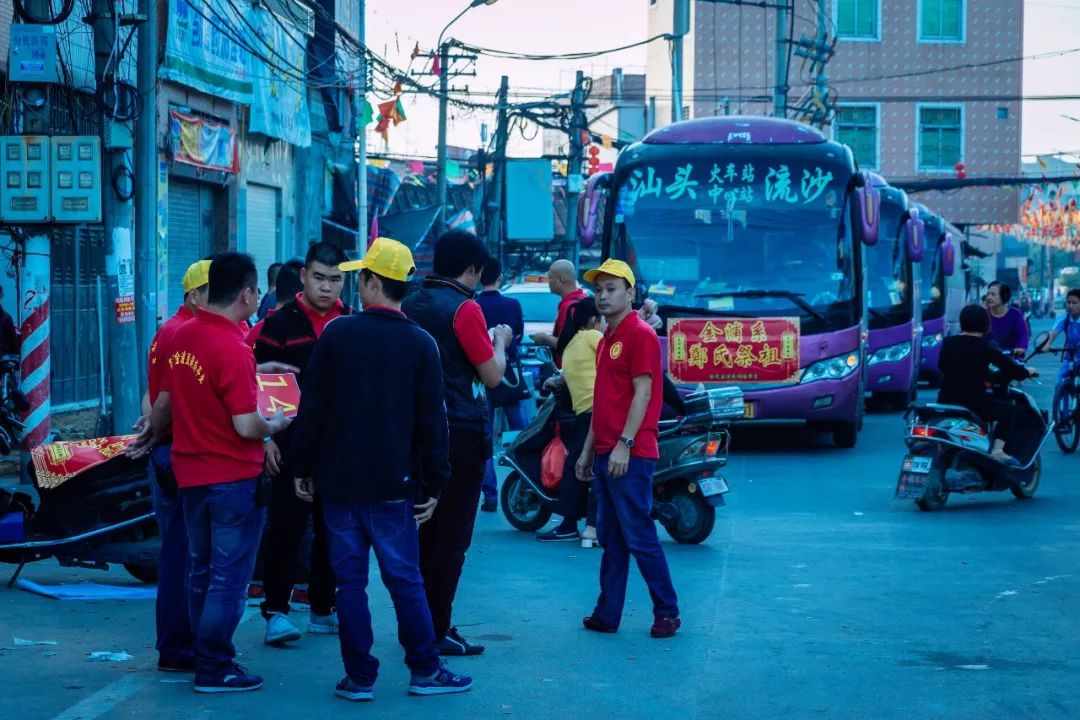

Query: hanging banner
[[160, 0, 253, 103], [31, 436, 139, 490], [248, 7, 311, 147], [169, 110, 239, 172], [667, 317, 801, 385]]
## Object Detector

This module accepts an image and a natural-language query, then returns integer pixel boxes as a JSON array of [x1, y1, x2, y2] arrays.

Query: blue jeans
[[482, 399, 530, 503], [322, 498, 441, 685], [149, 447, 193, 664], [181, 478, 265, 678], [591, 455, 679, 627]]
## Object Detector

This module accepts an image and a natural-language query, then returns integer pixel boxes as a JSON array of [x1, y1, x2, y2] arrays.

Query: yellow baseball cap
[[340, 237, 416, 282], [583, 258, 635, 288], [182, 260, 212, 294]]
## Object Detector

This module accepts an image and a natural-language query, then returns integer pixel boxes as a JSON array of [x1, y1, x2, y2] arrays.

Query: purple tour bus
[[590, 117, 880, 448], [912, 203, 963, 385], [863, 173, 924, 407]]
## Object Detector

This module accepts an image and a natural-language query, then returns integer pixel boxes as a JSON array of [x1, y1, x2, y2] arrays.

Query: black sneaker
[[158, 655, 196, 673], [334, 676, 374, 702], [437, 627, 485, 656], [536, 527, 580, 542], [194, 664, 264, 694], [480, 499, 497, 513]]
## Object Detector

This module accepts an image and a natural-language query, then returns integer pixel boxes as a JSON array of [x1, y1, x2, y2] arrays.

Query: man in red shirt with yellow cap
[[574, 258, 680, 639]]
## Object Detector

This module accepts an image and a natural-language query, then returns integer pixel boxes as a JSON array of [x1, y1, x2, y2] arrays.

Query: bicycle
[[1051, 347, 1080, 454]]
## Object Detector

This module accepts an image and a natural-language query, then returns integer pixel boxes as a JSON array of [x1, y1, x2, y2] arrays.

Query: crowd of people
[[128, 230, 680, 701]]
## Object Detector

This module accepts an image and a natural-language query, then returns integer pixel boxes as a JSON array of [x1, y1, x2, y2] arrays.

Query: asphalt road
[[2, 333, 1077, 720]]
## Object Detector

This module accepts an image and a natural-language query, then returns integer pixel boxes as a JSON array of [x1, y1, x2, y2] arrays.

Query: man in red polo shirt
[[574, 258, 680, 639], [530, 259, 587, 360], [138, 259, 212, 673], [152, 252, 291, 693], [254, 242, 350, 645]]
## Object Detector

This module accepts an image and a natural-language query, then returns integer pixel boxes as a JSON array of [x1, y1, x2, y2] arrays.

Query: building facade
[[646, 0, 1023, 225]]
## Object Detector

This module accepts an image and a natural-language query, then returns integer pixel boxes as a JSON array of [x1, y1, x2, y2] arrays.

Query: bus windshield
[[608, 151, 858, 334], [864, 194, 913, 329]]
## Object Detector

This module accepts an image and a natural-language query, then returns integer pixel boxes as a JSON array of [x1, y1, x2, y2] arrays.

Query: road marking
[[51, 675, 147, 720]]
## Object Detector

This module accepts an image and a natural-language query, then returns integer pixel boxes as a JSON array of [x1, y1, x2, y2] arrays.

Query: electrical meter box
[[51, 136, 102, 223], [0, 135, 50, 223]]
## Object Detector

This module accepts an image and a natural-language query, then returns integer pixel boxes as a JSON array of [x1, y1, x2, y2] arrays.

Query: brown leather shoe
[[582, 615, 618, 633]]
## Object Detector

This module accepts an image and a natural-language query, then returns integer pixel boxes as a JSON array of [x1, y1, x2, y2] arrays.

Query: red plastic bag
[[541, 436, 567, 491]]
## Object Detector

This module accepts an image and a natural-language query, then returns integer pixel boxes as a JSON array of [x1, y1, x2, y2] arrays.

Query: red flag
[[369, 213, 379, 244], [431, 52, 442, 77]]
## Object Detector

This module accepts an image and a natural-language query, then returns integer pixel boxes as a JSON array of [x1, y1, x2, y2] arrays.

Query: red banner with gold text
[[30, 436, 138, 490], [667, 317, 801, 385], [256, 373, 301, 418]]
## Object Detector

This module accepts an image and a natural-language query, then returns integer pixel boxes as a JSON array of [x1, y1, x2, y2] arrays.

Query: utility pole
[[135, 0, 157, 371], [17, 0, 55, 479], [434, 41, 451, 237], [485, 76, 509, 264], [671, 0, 689, 123], [356, 0, 367, 252], [774, 1, 789, 117], [815, 0, 828, 114], [566, 71, 587, 267], [91, 0, 140, 432]]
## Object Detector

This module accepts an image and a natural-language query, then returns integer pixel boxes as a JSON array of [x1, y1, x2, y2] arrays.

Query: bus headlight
[[868, 341, 912, 366], [921, 333, 943, 348], [800, 352, 860, 383]]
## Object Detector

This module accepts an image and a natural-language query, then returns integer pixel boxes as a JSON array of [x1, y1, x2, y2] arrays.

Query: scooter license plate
[[901, 455, 933, 474], [697, 476, 730, 497]]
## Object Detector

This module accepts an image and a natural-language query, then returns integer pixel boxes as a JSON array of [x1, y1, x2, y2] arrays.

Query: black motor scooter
[[499, 386, 744, 544], [0, 439, 160, 586], [895, 333, 1054, 511]]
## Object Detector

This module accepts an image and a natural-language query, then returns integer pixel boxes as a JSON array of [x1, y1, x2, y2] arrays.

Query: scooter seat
[[912, 403, 986, 427]]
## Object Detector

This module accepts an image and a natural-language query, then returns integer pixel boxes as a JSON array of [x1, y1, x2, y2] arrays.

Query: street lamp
[[435, 0, 499, 237]]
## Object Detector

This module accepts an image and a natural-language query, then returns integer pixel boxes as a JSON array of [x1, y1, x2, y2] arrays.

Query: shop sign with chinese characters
[[667, 317, 801, 384]]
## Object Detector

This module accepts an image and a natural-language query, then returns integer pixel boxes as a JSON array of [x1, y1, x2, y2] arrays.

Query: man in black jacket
[[403, 230, 512, 657], [254, 241, 350, 645], [291, 238, 472, 700]]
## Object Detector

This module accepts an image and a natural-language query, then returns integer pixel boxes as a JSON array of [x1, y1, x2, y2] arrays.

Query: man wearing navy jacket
[[290, 238, 472, 701]]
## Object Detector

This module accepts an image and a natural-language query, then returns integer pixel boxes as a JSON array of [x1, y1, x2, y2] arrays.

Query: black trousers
[[557, 412, 596, 526], [260, 467, 336, 618], [419, 425, 488, 640], [975, 396, 1019, 445]]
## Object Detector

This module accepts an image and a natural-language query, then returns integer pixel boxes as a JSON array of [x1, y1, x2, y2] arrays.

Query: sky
[[364, 0, 1080, 165]]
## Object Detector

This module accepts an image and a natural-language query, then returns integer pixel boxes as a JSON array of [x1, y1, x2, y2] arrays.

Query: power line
[[453, 34, 672, 62]]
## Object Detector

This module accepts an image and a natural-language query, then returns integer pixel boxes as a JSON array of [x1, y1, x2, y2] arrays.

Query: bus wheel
[[833, 422, 858, 449]]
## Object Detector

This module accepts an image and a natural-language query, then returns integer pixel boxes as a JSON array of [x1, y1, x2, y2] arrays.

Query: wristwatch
[[620, 436, 635, 449]]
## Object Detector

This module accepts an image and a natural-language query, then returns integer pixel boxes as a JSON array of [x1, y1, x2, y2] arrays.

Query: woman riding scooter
[[938, 304, 1038, 463]]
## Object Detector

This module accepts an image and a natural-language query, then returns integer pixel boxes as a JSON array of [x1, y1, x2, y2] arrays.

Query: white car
[[501, 282, 562, 340]]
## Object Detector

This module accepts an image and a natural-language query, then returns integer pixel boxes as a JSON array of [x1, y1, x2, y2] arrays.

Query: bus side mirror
[[904, 208, 925, 263], [854, 172, 881, 246], [578, 172, 612, 248], [940, 233, 956, 277]]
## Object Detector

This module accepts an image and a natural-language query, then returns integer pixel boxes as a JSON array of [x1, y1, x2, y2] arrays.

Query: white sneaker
[[308, 611, 339, 635], [264, 612, 302, 646]]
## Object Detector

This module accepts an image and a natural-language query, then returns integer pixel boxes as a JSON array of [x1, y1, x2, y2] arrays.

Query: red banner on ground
[[30, 436, 138, 490], [667, 317, 801, 385], [256, 373, 301, 418]]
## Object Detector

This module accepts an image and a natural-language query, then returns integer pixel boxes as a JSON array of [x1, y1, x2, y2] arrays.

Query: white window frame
[[832, 102, 881, 171], [833, 0, 881, 42], [917, 0, 966, 44], [916, 102, 965, 173]]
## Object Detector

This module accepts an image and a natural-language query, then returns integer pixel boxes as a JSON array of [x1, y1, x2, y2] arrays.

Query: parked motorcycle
[[895, 333, 1054, 511], [0, 437, 160, 586], [499, 386, 744, 544], [0, 354, 30, 455]]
